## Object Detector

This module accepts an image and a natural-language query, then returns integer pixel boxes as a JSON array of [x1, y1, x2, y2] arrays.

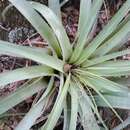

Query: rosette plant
[[0, 0, 130, 130]]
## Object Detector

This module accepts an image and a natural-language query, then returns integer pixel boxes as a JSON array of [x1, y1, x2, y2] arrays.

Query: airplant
[[0, 0, 130, 130]]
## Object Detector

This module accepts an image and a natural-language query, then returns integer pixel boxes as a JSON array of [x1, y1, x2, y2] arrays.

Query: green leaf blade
[[41, 74, 71, 130], [70, 0, 103, 63], [15, 98, 46, 130], [69, 82, 78, 130], [93, 21, 130, 56], [82, 49, 130, 67], [9, 0, 62, 57], [48, 0, 61, 18], [0, 78, 47, 115], [95, 93, 130, 109], [30, 2, 72, 60], [0, 65, 54, 88], [0, 40, 64, 72], [78, 0, 130, 64]]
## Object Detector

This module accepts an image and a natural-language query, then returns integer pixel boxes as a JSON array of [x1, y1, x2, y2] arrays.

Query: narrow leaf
[[78, 0, 130, 64], [77, 70, 128, 92], [86, 66, 130, 77], [70, 0, 102, 63], [63, 95, 71, 130], [69, 82, 78, 130], [48, 0, 61, 18], [15, 98, 47, 130], [112, 77, 130, 87], [83, 78, 123, 122], [95, 93, 130, 109], [9, 0, 62, 56], [15, 77, 54, 130], [0, 40, 64, 72], [92, 60, 130, 67], [82, 49, 130, 67], [76, 82, 108, 130], [78, 89, 100, 130], [93, 21, 130, 56], [77, 0, 92, 38], [36, 77, 54, 104], [40, 74, 71, 130], [0, 78, 47, 115], [30, 2, 72, 60], [0, 65, 54, 88]]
